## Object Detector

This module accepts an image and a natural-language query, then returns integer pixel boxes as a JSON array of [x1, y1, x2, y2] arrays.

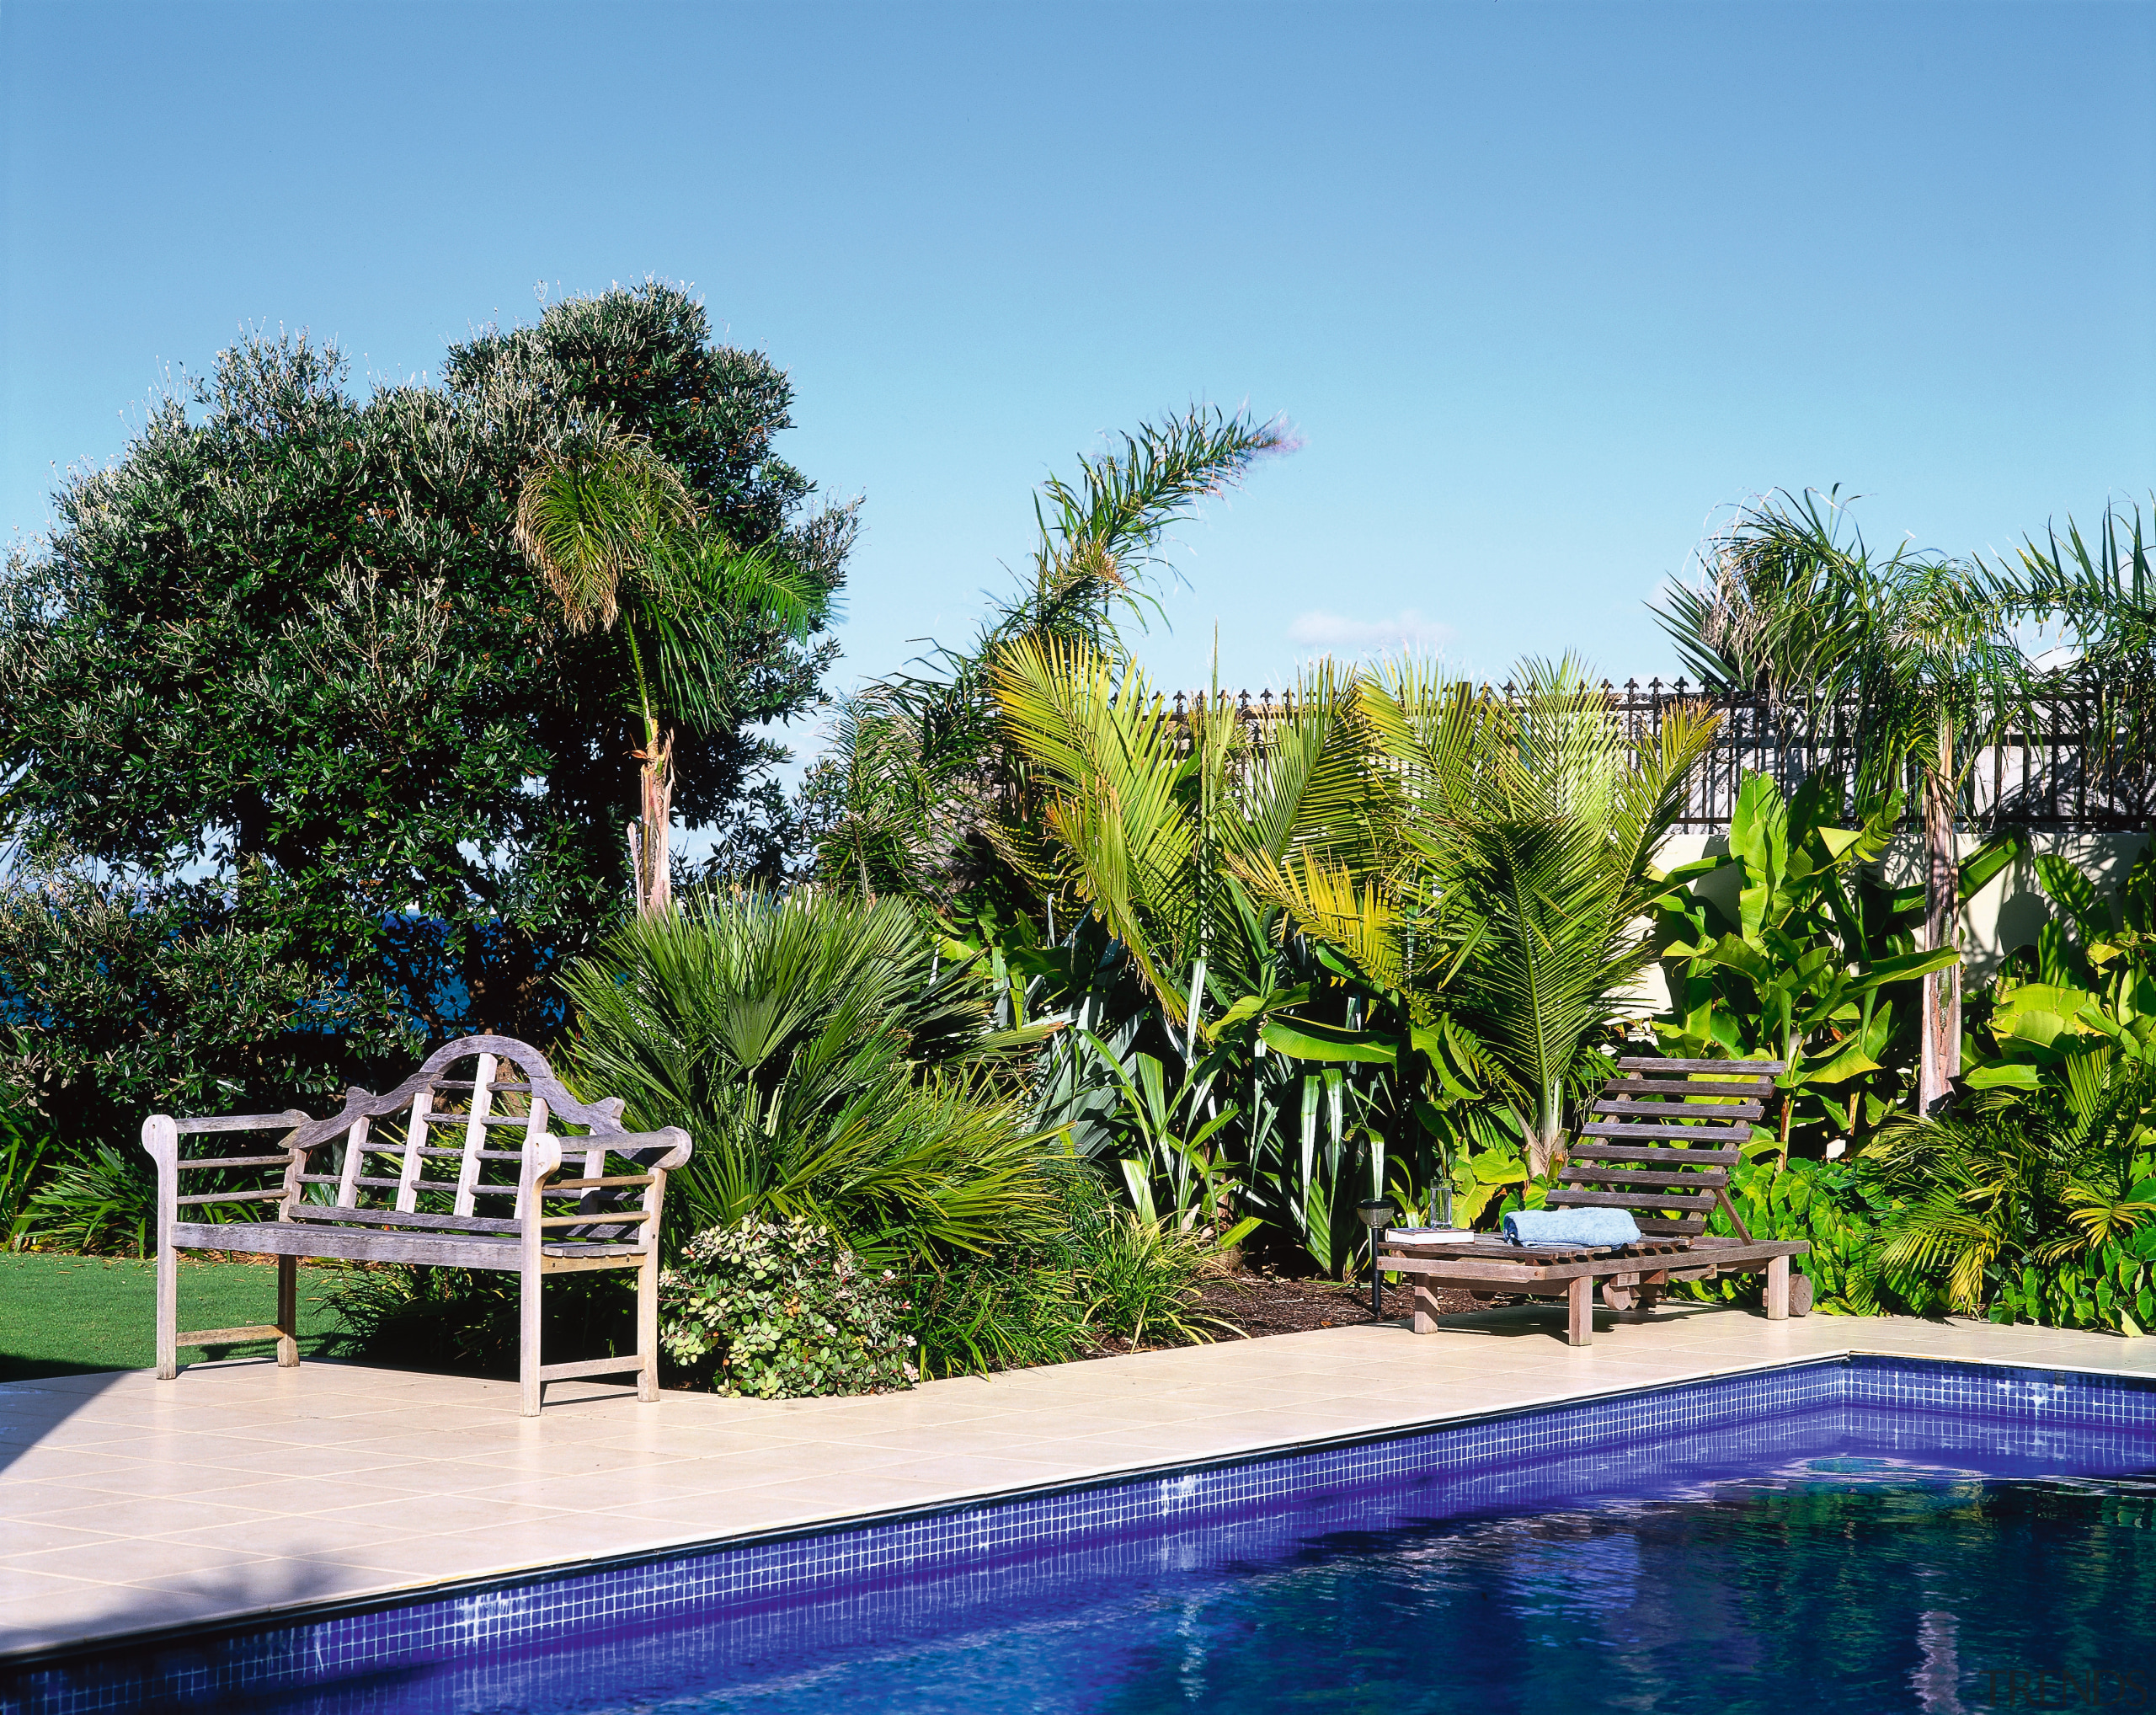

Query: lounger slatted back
[[1377, 1055, 1810, 1345], [1546, 1055, 1782, 1241], [144, 1033, 691, 1414]]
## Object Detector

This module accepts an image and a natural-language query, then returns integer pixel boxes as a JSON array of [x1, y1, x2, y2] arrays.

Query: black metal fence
[[1166, 678, 2154, 832]]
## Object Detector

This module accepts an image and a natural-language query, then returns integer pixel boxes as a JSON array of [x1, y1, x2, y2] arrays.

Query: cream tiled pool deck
[[3, 1301, 2151, 1662]]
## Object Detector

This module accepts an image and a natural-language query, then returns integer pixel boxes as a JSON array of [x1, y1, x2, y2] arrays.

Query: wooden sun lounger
[[144, 1034, 691, 1413], [1380, 1058, 1812, 1345]]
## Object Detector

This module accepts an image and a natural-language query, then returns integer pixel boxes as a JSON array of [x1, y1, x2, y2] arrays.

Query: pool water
[[250, 1405, 2156, 1715]]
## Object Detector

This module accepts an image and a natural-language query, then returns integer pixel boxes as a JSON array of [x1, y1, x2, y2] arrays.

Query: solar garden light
[[1357, 1198, 1399, 1319]]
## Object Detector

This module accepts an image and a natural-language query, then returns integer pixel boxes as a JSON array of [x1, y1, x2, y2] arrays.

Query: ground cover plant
[[659, 1216, 915, 1398]]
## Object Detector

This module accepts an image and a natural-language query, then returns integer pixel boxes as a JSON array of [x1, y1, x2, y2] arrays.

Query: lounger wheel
[[1601, 1277, 1636, 1312], [1789, 1273, 1814, 1317]]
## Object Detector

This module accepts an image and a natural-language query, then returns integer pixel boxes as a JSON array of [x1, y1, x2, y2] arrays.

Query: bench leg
[[1409, 1282, 1439, 1334], [1566, 1275, 1593, 1346], [636, 1246, 659, 1402], [519, 1261, 542, 1417], [1765, 1254, 1790, 1321], [155, 1236, 179, 1381], [275, 1255, 300, 1368]]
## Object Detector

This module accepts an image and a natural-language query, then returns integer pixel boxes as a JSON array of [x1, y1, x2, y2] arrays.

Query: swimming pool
[[7, 1355, 2154, 1713]]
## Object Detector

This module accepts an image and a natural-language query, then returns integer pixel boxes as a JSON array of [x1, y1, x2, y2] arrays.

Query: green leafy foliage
[[0, 281, 852, 1130], [1, 1098, 52, 1251], [0, 859, 402, 1154], [1966, 842, 2156, 1097], [19, 1142, 155, 1258], [1678, 1153, 1901, 1315], [1650, 771, 1953, 1156], [659, 1217, 914, 1398]]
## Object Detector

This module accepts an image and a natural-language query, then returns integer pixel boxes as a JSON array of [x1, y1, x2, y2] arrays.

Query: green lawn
[[0, 1253, 347, 1382]]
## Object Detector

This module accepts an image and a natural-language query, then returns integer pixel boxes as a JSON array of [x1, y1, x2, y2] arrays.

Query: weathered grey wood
[[335, 1113, 369, 1206], [286, 1034, 646, 1153], [1567, 1275, 1594, 1344], [1766, 1253, 1790, 1319], [173, 1153, 296, 1172], [286, 1205, 520, 1235], [173, 1322, 286, 1347], [1570, 1142, 1740, 1164], [536, 1354, 644, 1381], [275, 1252, 299, 1366], [1564, 1166, 1732, 1189], [453, 1051, 497, 1219], [153, 1036, 688, 1412], [173, 1113, 310, 1134], [174, 1219, 524, 1269], [1614, 1057, 1785, 1074], [173, 1190, 286, 1206], [539, 1248, 648, 1269], [520, 1143, 544, 1414], [395, 1087, 430, 1214], [1592, 1097, 1764, 1119], [1578, 1119, 1753, 1142]]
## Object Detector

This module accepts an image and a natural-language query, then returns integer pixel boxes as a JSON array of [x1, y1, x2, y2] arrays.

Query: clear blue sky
[[5, 1, 2153, 735]]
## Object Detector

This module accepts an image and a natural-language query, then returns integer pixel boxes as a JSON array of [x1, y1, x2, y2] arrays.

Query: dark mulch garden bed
[[1195, 1271, 1490, 1338]]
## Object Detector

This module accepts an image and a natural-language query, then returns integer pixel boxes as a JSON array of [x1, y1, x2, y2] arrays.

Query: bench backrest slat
[[452, 1051, 498, 1217], [394, 1087, 431, 1213]]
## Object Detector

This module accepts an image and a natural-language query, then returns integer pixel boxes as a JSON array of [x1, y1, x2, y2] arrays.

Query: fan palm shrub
[[558, 886, 1055, 1263]]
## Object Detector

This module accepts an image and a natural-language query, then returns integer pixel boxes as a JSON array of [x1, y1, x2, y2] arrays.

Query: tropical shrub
[[561, 886, 1055, 1262], [1862, 1061, 2156, 1317], [905, 1163, 1225, 1373], [19, 1143, 157, 1258], [1676, 1151, 1904, 1316], [0, 1101, 51, 1252], [0, 859, 402, 1162], [660, 1217, 914, 1398]]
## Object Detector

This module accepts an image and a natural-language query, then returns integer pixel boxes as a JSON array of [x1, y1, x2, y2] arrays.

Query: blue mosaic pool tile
[[7, 1351, 2156, 1715]]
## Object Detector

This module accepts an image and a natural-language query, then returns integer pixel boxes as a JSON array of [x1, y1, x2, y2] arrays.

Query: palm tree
[[514, 432, 819, 916], [1248, 658, 1717, 1178], [1654, 491, 2034, 1113], [810, 405, 1293, 907]]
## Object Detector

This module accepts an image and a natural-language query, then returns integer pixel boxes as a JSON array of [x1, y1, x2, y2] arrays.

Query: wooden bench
[[1380, 1057, 1812, 1345], [143, 1033, 691, 1413]]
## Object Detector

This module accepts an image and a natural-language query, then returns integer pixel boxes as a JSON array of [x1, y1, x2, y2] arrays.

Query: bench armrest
[[615, 1127, 692, 1172]]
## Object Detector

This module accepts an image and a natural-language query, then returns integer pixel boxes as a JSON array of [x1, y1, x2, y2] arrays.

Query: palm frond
[[513, 435, 697, 633]]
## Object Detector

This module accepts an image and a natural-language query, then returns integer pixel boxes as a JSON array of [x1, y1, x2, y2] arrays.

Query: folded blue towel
[[1501, 1208, 1642, 1248]]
